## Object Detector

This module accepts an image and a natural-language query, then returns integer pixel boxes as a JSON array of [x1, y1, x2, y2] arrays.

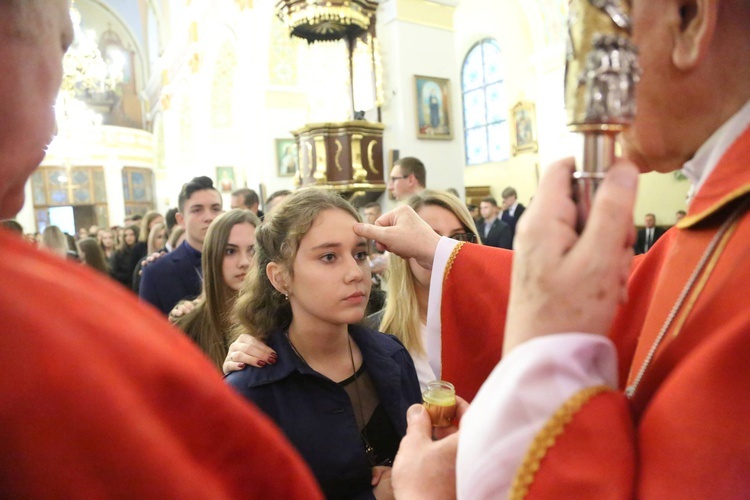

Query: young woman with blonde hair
[[138, 210, 164, 245], [147, 222, 167, 255], [130, 210, 164, 277], [225, 189, 420, 499], [374, 189, 481, 387], [173, 209, 260, 369], [40, 225, 70, 259], [97, 228, 116, 260], [131, 222, 170, 294]]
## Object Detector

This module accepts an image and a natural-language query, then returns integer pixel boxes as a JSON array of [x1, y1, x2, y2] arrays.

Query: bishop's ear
[[672, 0, 717, 70]]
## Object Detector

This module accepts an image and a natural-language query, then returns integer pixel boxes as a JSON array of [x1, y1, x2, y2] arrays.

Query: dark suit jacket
[[139, 241, 202, 314], [501, 203, 526, 234], [109, 247, 136, 288], [476, 218, 513, 249], [634, 226, 666, 254]]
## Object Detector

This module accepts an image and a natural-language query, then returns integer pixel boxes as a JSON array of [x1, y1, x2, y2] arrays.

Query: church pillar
[[377, 0, 464, 208]]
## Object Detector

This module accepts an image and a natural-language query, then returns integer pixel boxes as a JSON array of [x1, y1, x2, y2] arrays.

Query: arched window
[[462, 39, 509, 165]]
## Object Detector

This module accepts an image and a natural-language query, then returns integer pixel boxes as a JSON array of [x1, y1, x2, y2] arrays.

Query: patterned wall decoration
[[538, 0, 568, 47], [178, 92, 193, 160], [211, 39, 239, 129], [269, 16, 300, 86]]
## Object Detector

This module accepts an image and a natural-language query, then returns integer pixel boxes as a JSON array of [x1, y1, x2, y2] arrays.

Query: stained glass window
[[29, 166, 109, 231], [462, 39, 509, 165], [122, 167, 155, 216]]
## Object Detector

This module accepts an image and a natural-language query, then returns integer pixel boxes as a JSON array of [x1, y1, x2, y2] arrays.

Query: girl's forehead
[[298, 209, 363, 247]]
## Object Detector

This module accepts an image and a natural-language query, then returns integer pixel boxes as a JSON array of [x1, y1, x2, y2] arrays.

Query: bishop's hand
[[504, 157, 638, 355]]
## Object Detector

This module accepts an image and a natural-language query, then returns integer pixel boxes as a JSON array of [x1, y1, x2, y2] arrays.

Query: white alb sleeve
[[424, 237, 459, 380], [456, 334, 618, 499]]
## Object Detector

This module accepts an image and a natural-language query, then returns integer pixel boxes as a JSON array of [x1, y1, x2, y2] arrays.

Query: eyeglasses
[[388, 175, 408, 184], [449, 232, 477, 243]]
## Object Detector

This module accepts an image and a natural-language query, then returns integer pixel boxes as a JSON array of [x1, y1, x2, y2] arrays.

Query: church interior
[[17, 0, 690, 234]]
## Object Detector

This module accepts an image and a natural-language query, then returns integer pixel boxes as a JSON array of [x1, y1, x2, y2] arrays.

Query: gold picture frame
[[275, 138, 298, 177], [414, 75, 453, 140], [215, 166, 236, 193], [510, 101, 538, 155]]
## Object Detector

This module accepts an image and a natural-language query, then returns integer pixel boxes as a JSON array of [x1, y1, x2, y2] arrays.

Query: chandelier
[[61, 7, 123, 100], [276, 0, 379, 43], [48, 6, 123, 163]]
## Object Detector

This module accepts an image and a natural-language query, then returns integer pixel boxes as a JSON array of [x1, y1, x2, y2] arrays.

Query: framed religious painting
[[510, 101, 539, 155], [215, 166, 236, 193], [414, 75, 453, 140], [275, 139, 298, 177]]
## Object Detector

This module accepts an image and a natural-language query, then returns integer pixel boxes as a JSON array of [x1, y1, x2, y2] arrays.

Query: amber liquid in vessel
[[422, 381, 457, 428]]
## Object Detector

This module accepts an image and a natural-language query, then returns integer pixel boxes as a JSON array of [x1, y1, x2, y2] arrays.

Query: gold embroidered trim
[[671, 216, 740, 337], [509, 385, 610, 500], [442, 241, 465, 287], [678, 186, 750, 228]]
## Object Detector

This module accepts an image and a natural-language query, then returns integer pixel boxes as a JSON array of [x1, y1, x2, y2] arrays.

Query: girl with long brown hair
[[173, 209, 259, 369]]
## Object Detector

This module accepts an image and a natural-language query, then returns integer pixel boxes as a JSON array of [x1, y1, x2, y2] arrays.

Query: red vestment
[[0, 230, 322, 498], [442, 126, 750, 497]]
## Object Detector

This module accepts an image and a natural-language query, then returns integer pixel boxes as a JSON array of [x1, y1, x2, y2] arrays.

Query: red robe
[[441, 125, 750, 497], [0, 230, 322, 498]]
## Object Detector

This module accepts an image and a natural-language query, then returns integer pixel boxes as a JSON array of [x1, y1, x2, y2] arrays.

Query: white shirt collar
[[682, 99, 750, 199]]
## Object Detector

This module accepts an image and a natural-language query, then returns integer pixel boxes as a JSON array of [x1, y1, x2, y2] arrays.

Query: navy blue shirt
[[226, 325, 421, 499]]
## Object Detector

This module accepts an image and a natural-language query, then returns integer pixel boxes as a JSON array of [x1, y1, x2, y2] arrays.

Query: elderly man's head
[[231, 188, 260, 214], [619, 0, 750, 174], [0, 0, 73, 218], [644, 213, 656, 228]]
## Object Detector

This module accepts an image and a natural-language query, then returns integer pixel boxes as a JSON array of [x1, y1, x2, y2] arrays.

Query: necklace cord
[[625, 198, 750, 398], [286, 332, 379, 466]]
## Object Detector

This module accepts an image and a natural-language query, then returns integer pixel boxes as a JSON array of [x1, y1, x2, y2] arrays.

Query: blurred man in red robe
[[0, 2, 320, 497]]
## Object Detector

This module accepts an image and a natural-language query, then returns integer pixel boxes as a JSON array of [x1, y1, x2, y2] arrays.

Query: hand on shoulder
[[168, 298, 202, 323], [223, 333, 278, 373]]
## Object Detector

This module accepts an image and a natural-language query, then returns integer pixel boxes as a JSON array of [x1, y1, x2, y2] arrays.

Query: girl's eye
[[225, 248, 236, 255], [321, 253, 336, 263], [355, 252, 369, 261]]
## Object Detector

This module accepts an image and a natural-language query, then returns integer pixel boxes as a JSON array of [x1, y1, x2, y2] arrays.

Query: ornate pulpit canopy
[[275, 0, 379, 43]]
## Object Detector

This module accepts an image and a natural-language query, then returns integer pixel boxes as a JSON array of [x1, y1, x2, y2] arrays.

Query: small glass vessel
[[422, 380, 457, 428]]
